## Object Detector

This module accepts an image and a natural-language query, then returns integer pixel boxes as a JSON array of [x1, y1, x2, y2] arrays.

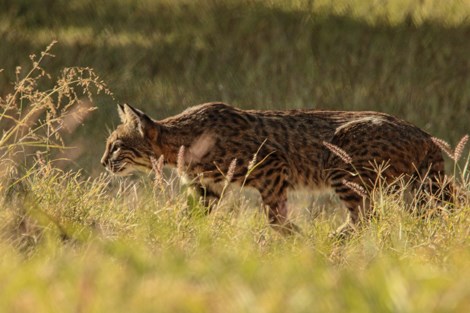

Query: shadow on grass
[[1, 0, 469, 173]]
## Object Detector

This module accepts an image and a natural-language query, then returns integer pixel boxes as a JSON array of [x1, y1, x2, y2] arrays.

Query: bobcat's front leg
[[259, 179, 301, 235], [192, 182, 222, 214]]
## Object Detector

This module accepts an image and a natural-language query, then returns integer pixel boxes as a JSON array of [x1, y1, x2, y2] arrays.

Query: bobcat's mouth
[[105, 160, 152, 176], [105, 161, 133, 176]]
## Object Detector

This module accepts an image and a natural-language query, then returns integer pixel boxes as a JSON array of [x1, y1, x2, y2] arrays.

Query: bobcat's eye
[[110, 141, 122, 154]]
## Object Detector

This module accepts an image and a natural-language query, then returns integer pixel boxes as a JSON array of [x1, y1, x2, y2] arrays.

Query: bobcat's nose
[[100, 157, 108, 167]]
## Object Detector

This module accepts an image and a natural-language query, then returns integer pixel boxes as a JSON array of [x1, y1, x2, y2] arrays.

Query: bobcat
[[101, 102, 453, 234]]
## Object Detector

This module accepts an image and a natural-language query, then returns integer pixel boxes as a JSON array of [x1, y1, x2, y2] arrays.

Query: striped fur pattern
[[101, 103, 453, 234]]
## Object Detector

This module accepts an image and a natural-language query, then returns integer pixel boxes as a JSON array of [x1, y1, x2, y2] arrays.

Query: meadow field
[[0, 0, 469, 312]]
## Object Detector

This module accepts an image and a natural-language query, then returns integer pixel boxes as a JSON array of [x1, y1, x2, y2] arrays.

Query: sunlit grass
[[1, 1, 470, 312], [0, 54, 468, 309], [1, 162, 469, 312]]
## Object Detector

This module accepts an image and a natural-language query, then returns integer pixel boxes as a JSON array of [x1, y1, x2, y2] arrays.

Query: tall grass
[[0, 42, 112, 253], [0, 45, 469, 312], [0, 41, 111, 182], [1, 1, 470, 312]]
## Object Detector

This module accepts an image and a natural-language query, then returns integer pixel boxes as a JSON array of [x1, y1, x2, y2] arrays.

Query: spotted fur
[[101, 103, 453, 234]]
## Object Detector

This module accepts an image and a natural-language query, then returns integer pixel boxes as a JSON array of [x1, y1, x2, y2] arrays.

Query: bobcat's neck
[[156, 123, 205, 165]]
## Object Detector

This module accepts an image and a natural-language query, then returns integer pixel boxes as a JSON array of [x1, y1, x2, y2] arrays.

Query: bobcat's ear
[[117, 104, 126, 123], [117, 103, 145, 125], [122, 103, 158, 141], [122, 103, 142, 124]]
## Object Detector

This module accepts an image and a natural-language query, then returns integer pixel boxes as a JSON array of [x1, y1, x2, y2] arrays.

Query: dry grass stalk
[[454, 134, 469, 162], [177, 145, 185, 176], [35, 151, 52, 177], [244, 139, 268, 180], [0, 41, 112, 178], [151, 155, 165, 187], [216, 158, 238, 208], [431, 137, 454, 160], [432, 135, 469, 162], [224, 158, 237, 188], [342, 179, 367, 197], [323, 141, 352, 164], [247, 153, 257, 171]]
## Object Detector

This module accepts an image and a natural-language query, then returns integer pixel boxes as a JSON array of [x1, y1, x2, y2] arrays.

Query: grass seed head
[[224, 158, 237, 188], [247, 153, 257, 171], [454, 134, 469, 162], [151, 155, 164, 187], [342, 179, 367, 197], [323, 141, 352, 164], [431, 137, 454, 160], [177, 145, 185, 176]]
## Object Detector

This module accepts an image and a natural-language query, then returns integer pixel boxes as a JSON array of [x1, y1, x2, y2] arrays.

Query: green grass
[[1, 1, 470, 312], [1, 165, 469, 312]]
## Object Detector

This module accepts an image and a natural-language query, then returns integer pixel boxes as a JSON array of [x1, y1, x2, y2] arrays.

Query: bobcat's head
[[101, 104, 159, 176]]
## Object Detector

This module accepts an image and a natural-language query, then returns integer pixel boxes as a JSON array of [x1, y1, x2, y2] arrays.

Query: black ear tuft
[[124, 103, 142, 117], [119, 104, 158, 140], [117, 104, 126, 123]]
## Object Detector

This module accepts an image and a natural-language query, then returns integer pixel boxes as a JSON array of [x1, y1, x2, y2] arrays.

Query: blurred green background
[[1, 0, 469, 175], [1, 3, 470, 312]]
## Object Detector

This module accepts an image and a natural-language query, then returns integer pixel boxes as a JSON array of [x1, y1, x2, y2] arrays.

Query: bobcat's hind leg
[[329, 173, 372, 238]]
